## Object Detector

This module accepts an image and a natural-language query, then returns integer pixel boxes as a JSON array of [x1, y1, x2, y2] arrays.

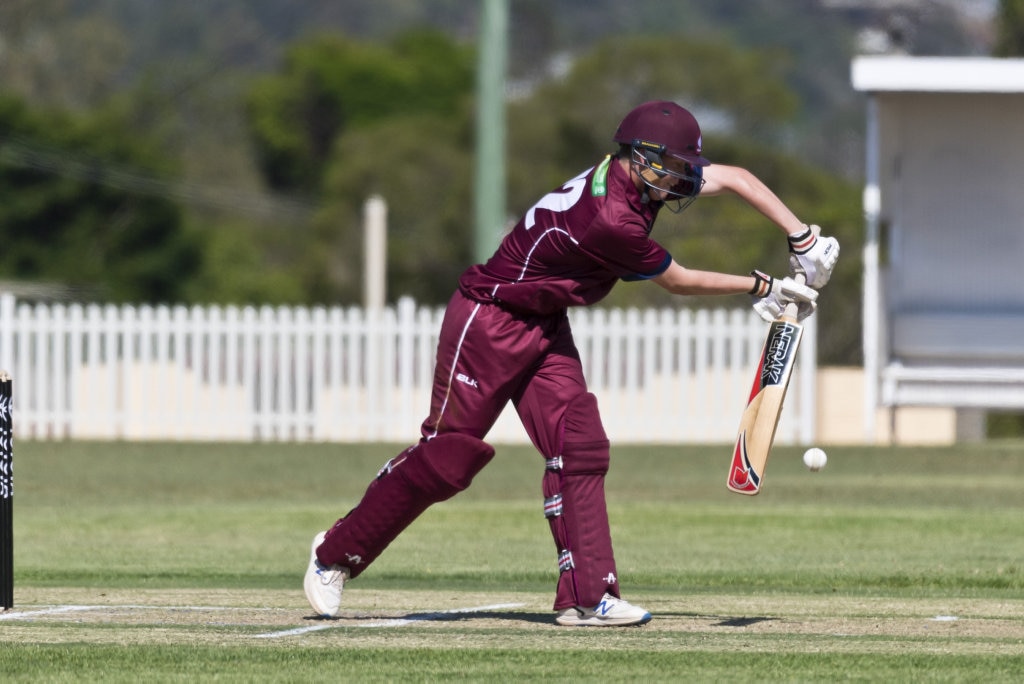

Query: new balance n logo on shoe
[[554, 592, 652, 627]]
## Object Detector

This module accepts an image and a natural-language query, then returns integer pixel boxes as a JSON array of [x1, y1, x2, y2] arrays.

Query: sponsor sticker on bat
[[760, 321, 800, 388]]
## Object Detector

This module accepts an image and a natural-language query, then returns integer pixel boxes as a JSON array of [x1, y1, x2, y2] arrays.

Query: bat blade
[[727, 316, 804, 495]]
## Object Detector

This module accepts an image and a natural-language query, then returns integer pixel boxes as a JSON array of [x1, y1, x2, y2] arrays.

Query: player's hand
[[752, 292, 817, 322], [749, 270, 818, 322], [788, 224, 839, 288], [749, 270, 818, 302]]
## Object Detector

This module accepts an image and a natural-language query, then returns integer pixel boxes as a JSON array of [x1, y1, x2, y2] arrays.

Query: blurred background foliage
[[0, 0, 1016, 366]]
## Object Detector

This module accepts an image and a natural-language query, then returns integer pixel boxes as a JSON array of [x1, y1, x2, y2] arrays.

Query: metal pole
[[473, 0, 508, 264]]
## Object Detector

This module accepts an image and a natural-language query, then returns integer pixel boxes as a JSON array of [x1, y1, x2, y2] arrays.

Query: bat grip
[[783, 273, 806, 320]]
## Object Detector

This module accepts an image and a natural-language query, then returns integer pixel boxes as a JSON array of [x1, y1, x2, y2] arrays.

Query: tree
[[246, 29, 475, 192], [0, 1, 129, 111], [315, 115, 475, 303], [994, 0, 1024, 56], [244, 28, 477, 303], [0, 96, 202, 302]]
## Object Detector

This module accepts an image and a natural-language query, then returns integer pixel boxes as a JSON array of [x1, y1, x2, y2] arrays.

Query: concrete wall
[[817, 367, 957, 445]]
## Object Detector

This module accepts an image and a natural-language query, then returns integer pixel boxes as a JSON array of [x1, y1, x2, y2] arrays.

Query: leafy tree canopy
[[313, 114, 475, 303], [0, 95, 202, 303], [246, 29, 475, 192]]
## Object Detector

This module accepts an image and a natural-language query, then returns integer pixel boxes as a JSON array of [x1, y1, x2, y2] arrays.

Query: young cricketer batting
[[305, 100, 839, 626]]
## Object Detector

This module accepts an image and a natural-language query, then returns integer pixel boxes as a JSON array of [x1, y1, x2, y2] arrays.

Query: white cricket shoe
[[303, 531, 349, 618], [555, 593, 652, 627]]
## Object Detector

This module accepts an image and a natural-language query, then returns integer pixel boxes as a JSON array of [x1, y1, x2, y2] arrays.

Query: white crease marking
[[254, 601, 526, 639]]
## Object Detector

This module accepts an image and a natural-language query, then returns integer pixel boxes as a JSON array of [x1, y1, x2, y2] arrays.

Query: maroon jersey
[[459, 156, 672, 315]]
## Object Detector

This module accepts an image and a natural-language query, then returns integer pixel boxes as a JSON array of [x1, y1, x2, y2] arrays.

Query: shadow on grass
[[713, 616, 779, 627], [305, 610, 781, 627], [303, 609, 556, 626], [649, 611, 781, 627]]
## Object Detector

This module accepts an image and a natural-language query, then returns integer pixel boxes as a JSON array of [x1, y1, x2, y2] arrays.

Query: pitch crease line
[[0, 605, 99, 620], [255, 601, 526, 638], [1, 604, 282, 617]]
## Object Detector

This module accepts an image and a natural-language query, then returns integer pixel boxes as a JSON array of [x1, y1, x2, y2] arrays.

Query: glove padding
[[749, 270, 818, 323], [788, 224, 839, 288], [753, 293, 817, 323]]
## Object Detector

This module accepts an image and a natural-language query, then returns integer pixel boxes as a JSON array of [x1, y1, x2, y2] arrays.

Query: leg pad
[[543, 393, 619, 609], [318, 433, 494, 577]]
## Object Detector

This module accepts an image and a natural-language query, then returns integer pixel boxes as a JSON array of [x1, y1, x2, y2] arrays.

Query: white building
[[852, 56, 1024, 441]]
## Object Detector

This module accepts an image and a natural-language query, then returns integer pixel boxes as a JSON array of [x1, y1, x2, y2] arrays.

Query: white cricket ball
[[802, 447, 827, 472]]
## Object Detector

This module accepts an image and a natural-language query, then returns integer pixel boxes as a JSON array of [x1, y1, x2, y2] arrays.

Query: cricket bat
[[727, 276, 806, 495]]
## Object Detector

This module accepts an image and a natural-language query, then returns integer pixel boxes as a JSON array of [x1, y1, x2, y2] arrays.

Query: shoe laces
[[316, 562, 347, 586]]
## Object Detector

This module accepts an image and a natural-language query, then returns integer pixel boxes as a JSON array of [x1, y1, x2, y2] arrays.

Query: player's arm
[[651, 260, 755, 296], [699, 164, 839, 288], [651, 260, 815, 307], [699, 164, 804, 236]]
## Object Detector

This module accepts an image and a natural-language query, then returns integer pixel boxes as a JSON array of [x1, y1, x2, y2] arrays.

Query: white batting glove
[[749, 270, 818, 322], [752, 293, 817, 322], [788, 224, 839, 288]]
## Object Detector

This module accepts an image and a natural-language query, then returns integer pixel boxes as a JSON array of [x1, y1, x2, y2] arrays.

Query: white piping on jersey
[[489, 227, 580, 298], [426, 300, 483, 441]]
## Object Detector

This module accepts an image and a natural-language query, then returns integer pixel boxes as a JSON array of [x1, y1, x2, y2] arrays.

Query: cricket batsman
[[304, 100, 838, 626]]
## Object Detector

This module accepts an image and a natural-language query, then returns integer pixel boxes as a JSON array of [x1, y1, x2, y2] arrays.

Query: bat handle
[[783, 273, 806, 320]]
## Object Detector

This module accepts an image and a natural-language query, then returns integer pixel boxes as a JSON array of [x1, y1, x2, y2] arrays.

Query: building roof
[[851, 56, 1024, 93]]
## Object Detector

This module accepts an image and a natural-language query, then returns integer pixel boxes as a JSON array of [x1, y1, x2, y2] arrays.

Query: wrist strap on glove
[[788, 226, 816, 254], [749, 270, 773, 298]]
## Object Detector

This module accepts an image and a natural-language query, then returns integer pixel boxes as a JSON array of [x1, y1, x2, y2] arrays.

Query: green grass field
[[2, 439, 1022, 682]]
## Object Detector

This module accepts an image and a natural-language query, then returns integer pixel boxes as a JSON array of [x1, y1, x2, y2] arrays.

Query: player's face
[[635, 154, 704, 212], [647, 157, 692, 200]]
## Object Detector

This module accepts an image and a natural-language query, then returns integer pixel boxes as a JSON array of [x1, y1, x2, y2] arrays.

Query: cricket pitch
[[2, 587, 1021, 655]]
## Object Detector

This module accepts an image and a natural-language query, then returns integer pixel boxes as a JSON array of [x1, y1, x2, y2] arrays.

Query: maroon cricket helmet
[[613, 101, 710, 167]]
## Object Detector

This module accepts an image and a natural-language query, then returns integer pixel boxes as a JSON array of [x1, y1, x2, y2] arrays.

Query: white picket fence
[[0, 292, 816, 444]]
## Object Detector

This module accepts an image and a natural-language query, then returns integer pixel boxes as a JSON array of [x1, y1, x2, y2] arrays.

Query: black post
[[1, 372, 13, 610]]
